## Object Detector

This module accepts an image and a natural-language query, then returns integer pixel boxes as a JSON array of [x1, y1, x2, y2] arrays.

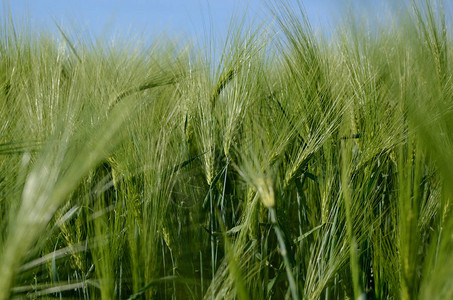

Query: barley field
[[0, 1, 452, 299]]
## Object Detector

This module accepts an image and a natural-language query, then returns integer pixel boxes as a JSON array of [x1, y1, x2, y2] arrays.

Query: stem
[[221, 157, 229, 224], [341, 141, 363, 299], [210, 188, 215, 300], [269, 208, 299, 300]]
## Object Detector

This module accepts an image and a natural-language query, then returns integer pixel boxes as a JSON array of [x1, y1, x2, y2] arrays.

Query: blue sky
[[2, 1, 451, 41], [3, 0, 344, 39]]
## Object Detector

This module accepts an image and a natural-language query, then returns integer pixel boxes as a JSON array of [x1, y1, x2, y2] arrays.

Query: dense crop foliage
[[1, 1, 452, 299]]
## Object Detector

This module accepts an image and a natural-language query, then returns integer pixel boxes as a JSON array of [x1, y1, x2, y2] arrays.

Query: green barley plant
[[0, 0, 452, 299]]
